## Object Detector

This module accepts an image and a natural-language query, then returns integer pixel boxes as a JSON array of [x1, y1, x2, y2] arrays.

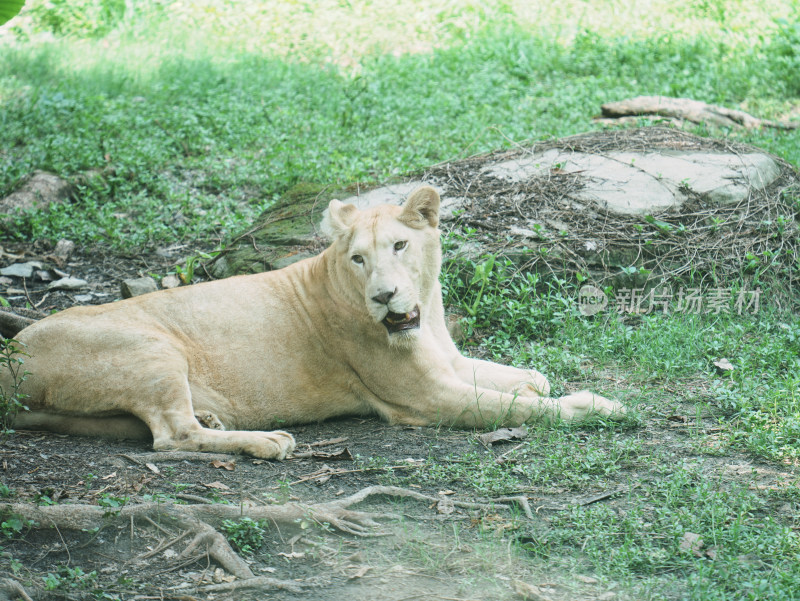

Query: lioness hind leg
[[136, 377, 296, 460]]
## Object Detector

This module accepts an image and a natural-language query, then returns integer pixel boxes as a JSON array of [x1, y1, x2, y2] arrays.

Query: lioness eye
[[351, 255, 364, 265], [394, 241, 407, 251]]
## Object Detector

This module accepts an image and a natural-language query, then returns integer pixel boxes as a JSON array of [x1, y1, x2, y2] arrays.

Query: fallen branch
[[116, 451, 240, 465], [0, 310, 35, 339], [598, 95, 799, 130]]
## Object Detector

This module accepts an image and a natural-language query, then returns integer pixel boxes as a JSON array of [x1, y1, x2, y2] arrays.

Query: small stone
[[54, 239, 76, 260], [121, 277, 158, 298], [73, 294, 93, 303], [0, 262, 44, 278], [48, 277, 88, 290], [161, 274, 181, 289]]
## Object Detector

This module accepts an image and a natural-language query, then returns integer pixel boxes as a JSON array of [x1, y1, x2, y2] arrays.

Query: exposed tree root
[[2, 485, 531, 592], [0, 578, 34, 601], [199, 576, 308, 594]]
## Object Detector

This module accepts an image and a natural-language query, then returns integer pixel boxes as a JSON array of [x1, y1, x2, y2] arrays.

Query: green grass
[[1, 0, 799, 247], [2, 1, 800, 599]]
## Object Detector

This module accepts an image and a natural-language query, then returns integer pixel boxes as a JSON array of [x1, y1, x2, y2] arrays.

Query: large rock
[[209, 128, 799, 285], [485, 148, 780, 214], [0, 171, 74, 216]]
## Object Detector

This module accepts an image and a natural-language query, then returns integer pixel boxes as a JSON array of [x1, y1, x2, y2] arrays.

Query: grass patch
[[2, 1, 800, 598], [1, 1, 799, 247]]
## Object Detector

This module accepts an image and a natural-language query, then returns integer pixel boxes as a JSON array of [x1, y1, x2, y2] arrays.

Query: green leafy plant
[[43, 566, 98, 591], [1, 509, 34, 540], [0, 0, 25, 26], [0, 338, 29, 436], [220, 517, 268, 556], [98, 493, 128, 516]]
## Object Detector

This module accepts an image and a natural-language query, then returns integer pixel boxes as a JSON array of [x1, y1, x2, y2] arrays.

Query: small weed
[[1, 511, 34, 540], [98, 493, 128, 516], [0, 339, 29, 436], [220, 517, 268, 556], [43, 565, 98, 591]]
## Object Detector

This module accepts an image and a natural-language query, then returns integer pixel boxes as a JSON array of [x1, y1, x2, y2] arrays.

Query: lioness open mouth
[[382, 306, 420, 333]]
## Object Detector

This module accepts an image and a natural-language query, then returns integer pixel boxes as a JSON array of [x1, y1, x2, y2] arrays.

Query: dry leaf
[[204, 481, 231, 491], [210, 459, 236, 471], [310, 437, 349, 447], [477, 426, 528, 446], [311, 448, 353, 461], [511, 579, 553, 601], [575, 575, 599, 584], [101, 472, 117, 480], [145, 463, 160, 475], [301, 464, 340, 484], [348, 565, 371, 579], [679, 532, 705, 557], [714, 358, 734, 371], [278, 551, 305, 559]]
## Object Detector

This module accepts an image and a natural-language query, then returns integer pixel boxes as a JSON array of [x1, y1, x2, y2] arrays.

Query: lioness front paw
[[244, 430, 296, 460], [557, 390, 625, 422]]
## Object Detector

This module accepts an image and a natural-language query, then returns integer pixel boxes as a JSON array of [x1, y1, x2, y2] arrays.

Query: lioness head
[[322, 186, 442, 341]]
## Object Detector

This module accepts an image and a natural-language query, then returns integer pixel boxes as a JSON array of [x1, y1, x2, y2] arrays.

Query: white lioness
[[6, 187, 623, 459]]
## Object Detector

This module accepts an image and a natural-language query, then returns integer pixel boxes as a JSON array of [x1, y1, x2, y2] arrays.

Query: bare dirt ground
[[0, 240, 796, 601]]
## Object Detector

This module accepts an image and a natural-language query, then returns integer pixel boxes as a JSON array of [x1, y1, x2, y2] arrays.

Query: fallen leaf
[[511, 579, 553, 601], [145, 463, 160, 475], [210, 459, 236, 471], [311, 447, 353, 461], [310, 437, 349, 448], [348, 565, 371, 579], [301, 464, 341, 484], [714, 358, 734, 371], [679, 532, 705, 557], [101, 472, 117, 480], [575, 575, 599, 584], [477, 426, 528, 446], [204, 481, 231, 491], [278, 551, 305, 559]]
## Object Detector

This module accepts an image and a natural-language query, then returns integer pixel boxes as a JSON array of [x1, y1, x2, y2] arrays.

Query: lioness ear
[[321, 199, 358, 239], [400, 186, 440, 229]]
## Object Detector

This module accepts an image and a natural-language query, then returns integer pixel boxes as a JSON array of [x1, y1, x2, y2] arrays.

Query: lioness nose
[[371, 289, 396, 305]]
